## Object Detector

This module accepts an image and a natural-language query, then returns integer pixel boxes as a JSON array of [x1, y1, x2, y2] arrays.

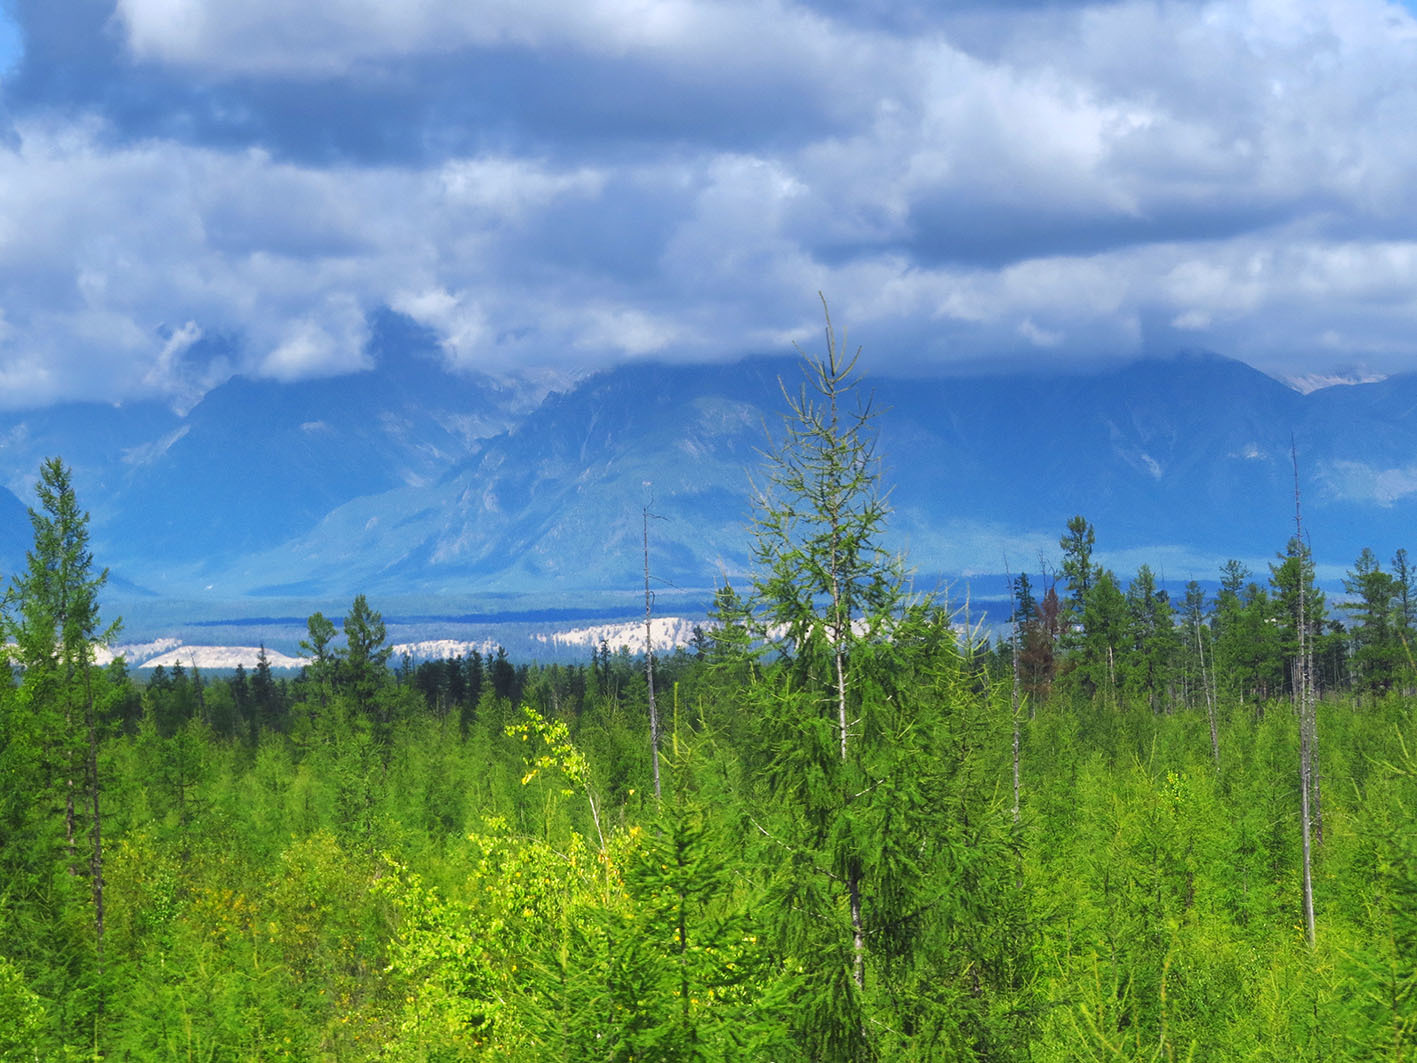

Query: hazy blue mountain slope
[[1298, 373, 1417, 523], [0, 483, 31, 576], [0, 316, 538, 587], [2, 347, 1413, 604], [106, 363, 494, 562], [0, 398, 181, 508], [876, 353, 1308, 560], [225, 360, 789, 598], [215, 351, 1402, 600]]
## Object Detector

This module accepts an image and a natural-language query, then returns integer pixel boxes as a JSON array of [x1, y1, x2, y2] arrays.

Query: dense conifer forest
[[5, 345, 1417, 1060]]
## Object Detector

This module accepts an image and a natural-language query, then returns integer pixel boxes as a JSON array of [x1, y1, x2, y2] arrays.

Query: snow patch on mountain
[[1285, 370, 1387, 394], [534, 617, 699, 653], [97, 637, 184, 666], [388, 619, 700, 660], [94, 638, 308, 670], [141, 645, 310, 671], [391, 638, 502, 661]]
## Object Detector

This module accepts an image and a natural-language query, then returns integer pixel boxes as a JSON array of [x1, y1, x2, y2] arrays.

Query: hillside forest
[[4, 336, 1417, 1061]]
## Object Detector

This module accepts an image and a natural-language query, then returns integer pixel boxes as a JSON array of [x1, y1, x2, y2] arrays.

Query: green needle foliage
[[8, 388, 1417, 1060], [746, 303, 1030, 1060]]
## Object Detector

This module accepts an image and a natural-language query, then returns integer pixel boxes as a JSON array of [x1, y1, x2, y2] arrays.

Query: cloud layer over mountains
[[1, 0, 1416, 408]]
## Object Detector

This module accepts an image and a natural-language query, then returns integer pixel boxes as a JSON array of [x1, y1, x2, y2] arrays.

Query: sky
[[0, 0, 1416, 409]]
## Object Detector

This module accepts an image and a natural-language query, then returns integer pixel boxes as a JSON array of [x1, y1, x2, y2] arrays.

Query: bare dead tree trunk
[[643, 504, 662, 802], [1196, 617, 1220, 774], [1293, 441, 1317, 947], [1012, 649, 1022, 826], [1107, 643, 1116, 706], [1004, 565, 1022, 825], [1297, 654, 1316, 948], [1310, 704, 1324, 847], [83, 660, 105, 998]]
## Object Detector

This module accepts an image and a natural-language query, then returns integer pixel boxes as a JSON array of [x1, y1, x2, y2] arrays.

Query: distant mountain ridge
[[0, 343, 1413, 611]]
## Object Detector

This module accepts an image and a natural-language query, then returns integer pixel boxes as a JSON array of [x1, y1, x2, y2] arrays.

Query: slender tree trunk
[[1293, 442, 1317, 945], [643, 506, 662, 801], [83, 661, 105, 994], [832, 512, 849, 762], [825, 431, 863, 989], [1197, 618, 1220, 773], [835, 644, 849, 763], [63, 683, 78, 872], [1298, 660, 1316, 947], [849, 858, 864, 990], [1107, 643, 1116, 706], [64, 774, 77, 870], [1010, 583, 1023, 825], [1012, 671, 1022, 826], [1309, 691, 1324, 846], [834, 591, 863, 989]]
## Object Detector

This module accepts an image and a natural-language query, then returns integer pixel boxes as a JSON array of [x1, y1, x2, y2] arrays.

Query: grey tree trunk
[[84, 663, 105, 991], [1298, 655, 1316, 948], [1293, 443, 1317, 947], [643, 505, 662, 802], [1010, 585, 1022, 824], [1197, 618, 1220, 773]]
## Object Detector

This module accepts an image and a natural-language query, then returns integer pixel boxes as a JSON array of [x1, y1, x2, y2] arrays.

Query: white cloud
[[575, 305, 682, 356], [121, 424, 192, 467], [112, 0, 869, 88], [0, 355, 57, 409], [1017, 318, 1062, 348], [391, 288, 490, 365], [438, 158, 605, 218], [1320, 460, 1417, 507], [1171, 309, 1212, 331], [259, 297, 370, 380], [0, 0, 1414, 405]]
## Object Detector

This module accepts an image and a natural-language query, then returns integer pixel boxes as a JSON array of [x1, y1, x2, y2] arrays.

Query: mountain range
[[2, 330, 1414, 630]]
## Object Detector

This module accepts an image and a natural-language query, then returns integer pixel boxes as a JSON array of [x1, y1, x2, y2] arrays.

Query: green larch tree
[[5, 458, 119, 987], [750, 300, 900, 1004], [747, 301, 1029, 1060]]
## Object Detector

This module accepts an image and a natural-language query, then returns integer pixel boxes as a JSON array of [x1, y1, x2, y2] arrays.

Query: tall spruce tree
[[343, 594, 390, 709], [1060, 516, 1097, 624], [1077, 569, 1127, 703], [1124, 564, 1176, 712], [1342, 547, 1401, 695]]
